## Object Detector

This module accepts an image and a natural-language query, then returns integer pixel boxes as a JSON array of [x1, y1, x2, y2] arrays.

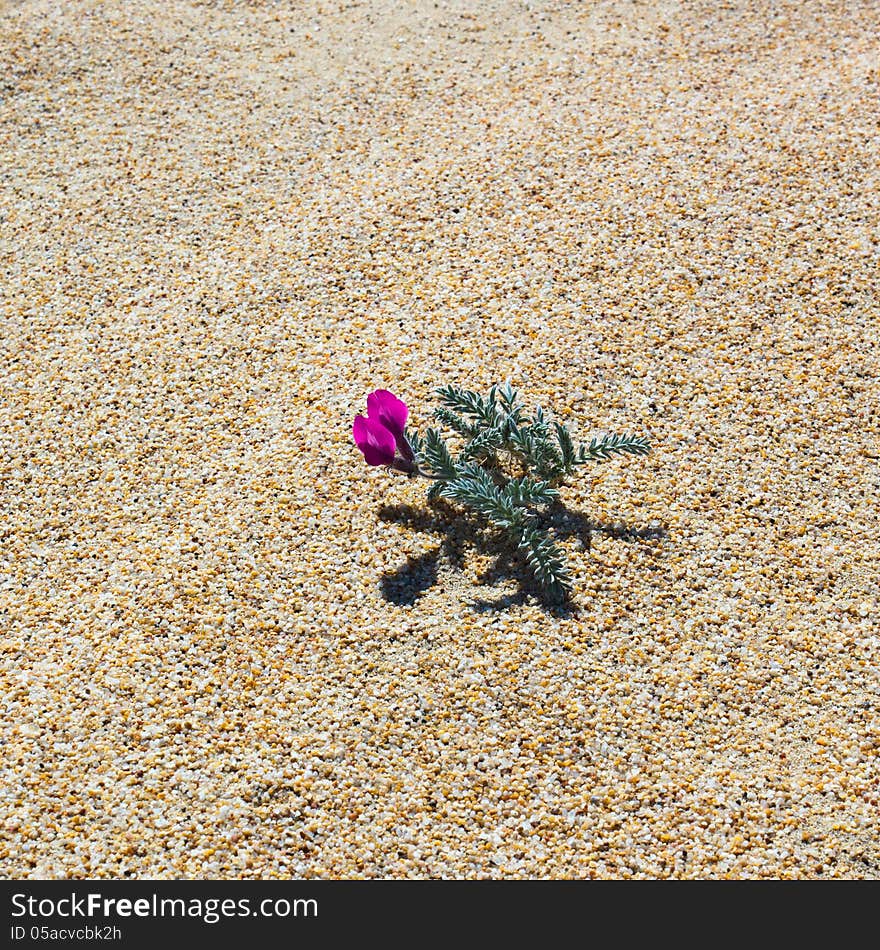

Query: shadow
[[380, 550, 439, 606], [379, 501, 470, 570], [537, 502, 667, 553], [470, 588, 581, 619], [378, 499, 667, 614]]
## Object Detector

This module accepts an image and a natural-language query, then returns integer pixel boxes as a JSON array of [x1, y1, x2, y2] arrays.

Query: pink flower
[[367, 389, 413, 460], [352, 414, 397, 466], [353, 389, 415, 470], [366, 389, 407, 436]]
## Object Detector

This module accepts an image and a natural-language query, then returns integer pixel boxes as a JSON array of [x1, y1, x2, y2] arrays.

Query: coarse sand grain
[[0, 0, 878, 878]]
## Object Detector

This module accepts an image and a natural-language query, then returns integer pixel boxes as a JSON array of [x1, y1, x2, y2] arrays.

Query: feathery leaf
[[504, 476, 559, 508], [418, 427, 459, 480], [516, 523, 572, 601], [389, 383, 651, 603], [578, 432, 651, 463], [433, 406, 478, 439]]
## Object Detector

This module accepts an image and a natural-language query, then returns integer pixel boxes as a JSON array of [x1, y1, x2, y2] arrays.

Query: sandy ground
[[1, 0, 878, 878]]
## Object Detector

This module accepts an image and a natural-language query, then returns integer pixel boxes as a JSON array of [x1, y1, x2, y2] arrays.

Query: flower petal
[[353, 415, 396, 466], [367, 389, 408, 438]]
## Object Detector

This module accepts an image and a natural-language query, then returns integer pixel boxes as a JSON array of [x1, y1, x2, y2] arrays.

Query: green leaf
[[504, 476, 559, 508], [433, 406, 478, 439], [578, 433, 651, 463], [498, 381, 526, 425], [426, 480, 444, 501], [516, 523, 572, 601], [458, 426, 504, 463], [438, 467, 523, 530], [506, 422, 564, 479], [435, 384, 502, 429], [419, 427, 459, 480], [404, 427, 425, 458], [407, 384, 651, 604], [553, 421, 577, 472]]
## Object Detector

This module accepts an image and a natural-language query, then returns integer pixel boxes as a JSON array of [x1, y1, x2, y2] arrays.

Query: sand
[[1, 0, 878, 878]]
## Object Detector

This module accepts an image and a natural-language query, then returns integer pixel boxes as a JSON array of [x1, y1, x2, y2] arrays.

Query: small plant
[[353, 384, 650, 601]]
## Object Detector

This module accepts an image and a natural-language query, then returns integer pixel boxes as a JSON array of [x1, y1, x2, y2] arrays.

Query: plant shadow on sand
[[378, 500, 667, 616]]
